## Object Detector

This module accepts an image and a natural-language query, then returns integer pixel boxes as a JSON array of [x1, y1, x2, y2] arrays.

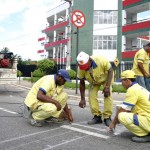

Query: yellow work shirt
[[123, 83, 150, 119], [132, 48, 149, 76], [77, 55, 112, 85], [24, 75, 64, 110]]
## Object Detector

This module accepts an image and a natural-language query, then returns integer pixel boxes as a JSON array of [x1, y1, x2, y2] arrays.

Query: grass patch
[[112, 84, 126, 93], [23, 77, 126, 93]]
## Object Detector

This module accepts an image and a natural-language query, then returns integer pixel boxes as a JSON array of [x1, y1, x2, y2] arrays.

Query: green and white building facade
[[120, 0, 150, 62], [38, 0, 150, 66], [38, 0, 118, 65]]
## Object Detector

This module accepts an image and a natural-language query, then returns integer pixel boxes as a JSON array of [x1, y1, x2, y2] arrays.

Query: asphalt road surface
[[0, 84, 149, 150]]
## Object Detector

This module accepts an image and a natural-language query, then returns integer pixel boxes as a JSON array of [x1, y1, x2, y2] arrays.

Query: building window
[[93, 35, 117, 50], [94, 10, 118, 24]]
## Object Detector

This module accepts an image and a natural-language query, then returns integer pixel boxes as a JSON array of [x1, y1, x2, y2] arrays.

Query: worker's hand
[[102, 86, 110, 97], [108, 123, 115, 131], [144, 73, 150, 78], [55, 101, 62, 111], [79, 99, 86, 108]]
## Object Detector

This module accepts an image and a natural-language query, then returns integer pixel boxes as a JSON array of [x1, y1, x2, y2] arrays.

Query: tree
[[0, 47, 10, 53]]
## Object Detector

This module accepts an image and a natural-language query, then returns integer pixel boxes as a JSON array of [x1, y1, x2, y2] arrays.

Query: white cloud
[[0, 0, 26, 21], [0, 26, 5, 32], [0, 0, 61, 60]]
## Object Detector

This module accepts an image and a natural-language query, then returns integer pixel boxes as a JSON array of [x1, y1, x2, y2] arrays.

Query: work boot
[[45, 117, 64, 123], [132, 134, 150, 143], [29, 118, 43, 127], [104, 117, 112, 127], [87, 115, 103, 125], [23, 104, 31, 119], [23, 104, 42, 127]]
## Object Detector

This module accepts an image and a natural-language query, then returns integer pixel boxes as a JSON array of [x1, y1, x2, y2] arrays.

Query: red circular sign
[[71, 10, 86, 28]]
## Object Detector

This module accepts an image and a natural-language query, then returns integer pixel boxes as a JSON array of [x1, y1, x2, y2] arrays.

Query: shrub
[[68, 69, 76, 79], [37, 59, 55, 74], [17, 70, 22, 77], [32, 69, 45, 77]]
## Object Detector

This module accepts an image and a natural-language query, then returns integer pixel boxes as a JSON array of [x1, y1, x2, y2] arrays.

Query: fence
[[113, 62, 133, 81], [17, 65, 37, 77], [17, 63, 133, 81]]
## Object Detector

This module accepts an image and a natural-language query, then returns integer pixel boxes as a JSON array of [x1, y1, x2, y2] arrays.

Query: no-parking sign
[[71, 10, 86, 28]]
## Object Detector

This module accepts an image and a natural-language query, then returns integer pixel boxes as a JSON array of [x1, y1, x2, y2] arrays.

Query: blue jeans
[[136, 76, 146, 89]]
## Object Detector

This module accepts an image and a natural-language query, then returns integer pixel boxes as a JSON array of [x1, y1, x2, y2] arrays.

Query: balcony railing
[[122, 19, 150, 33], [54, 57, 67, 63], [44, 21, 69, 34], [123, 0, 141, 7], [44, 39, 68, 50], [122, 50, 139, 59]]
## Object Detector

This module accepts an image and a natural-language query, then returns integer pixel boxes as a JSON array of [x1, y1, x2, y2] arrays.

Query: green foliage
[[37, 59, 55, 74], [17, 70, 22, 77], [22, 77, 126, 93], [0, 47, 10, 53], [112, 84, 126, 93], [68, 69, 76, 79], [23, 77, 40, 83], [64, 82, 89, 89], [32, 69, 45, 77]]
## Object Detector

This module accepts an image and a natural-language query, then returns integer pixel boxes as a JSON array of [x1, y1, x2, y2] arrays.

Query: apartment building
[[120, 0, 150, 62], [93, 0, 118, 62], [37, 36, 48, 60], [38, 0, 118, 66]]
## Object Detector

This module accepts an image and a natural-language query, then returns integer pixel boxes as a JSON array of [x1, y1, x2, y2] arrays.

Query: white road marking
[[43, 135, 88, 150], [6, 131, 72, 150], [62, 125, 109, 139], [0, 107, 18, 114], [0, 127, 63, 144], [72, 123, 107, 132]]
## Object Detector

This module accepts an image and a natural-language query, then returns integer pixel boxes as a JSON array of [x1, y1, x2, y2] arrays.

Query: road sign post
[[71, 10, 86, 94], [66, 0, 72, 70], [71, 10, 86, 28]]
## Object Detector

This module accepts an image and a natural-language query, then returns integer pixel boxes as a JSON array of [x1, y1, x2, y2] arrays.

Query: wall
[[94, 0, 118, 10], [93, 0, 118, 62], [71, 0, 94, 64]]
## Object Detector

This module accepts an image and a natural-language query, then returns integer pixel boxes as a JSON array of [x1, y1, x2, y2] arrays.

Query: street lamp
[[64, 0, 72, 70]]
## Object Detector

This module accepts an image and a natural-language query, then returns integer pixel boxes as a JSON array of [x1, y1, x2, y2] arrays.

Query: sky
[[0, 0, 149, 60], [0, 0, 62, 60]]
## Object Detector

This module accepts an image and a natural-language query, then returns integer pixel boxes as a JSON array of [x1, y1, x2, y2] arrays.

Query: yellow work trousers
[[118, 112, 150, 136], [88, 84, 113, 119], [32, 92, 68, 121]]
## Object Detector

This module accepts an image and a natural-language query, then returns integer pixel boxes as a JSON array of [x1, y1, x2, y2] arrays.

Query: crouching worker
[[109, 70, 150, 143], [23, 69, 73, 127]]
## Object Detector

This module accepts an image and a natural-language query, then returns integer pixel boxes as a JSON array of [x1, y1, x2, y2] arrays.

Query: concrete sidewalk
[[15, 80, 125, 104]]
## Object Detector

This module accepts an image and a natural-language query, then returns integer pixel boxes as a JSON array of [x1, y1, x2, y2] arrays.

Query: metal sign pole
[[71, 10, 86, 94], [66, 1, 72, 70], [76, 27, 79, 94]]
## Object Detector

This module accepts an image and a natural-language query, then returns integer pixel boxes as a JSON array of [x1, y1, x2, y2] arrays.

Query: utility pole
[[65, 0, 72, 70]]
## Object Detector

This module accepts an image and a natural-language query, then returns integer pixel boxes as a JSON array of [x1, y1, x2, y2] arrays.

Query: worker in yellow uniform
[[77, 51, 114, 126], [132, 42, 150, 90], [109, 70, 150, 143], [23, 69, 73, 127]]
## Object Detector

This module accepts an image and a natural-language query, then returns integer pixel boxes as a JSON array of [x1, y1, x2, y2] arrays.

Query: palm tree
[[0, 47, 10, 53]]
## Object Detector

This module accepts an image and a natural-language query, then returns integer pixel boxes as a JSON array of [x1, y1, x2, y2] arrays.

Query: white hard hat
[[77, 51, 90, 70]]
